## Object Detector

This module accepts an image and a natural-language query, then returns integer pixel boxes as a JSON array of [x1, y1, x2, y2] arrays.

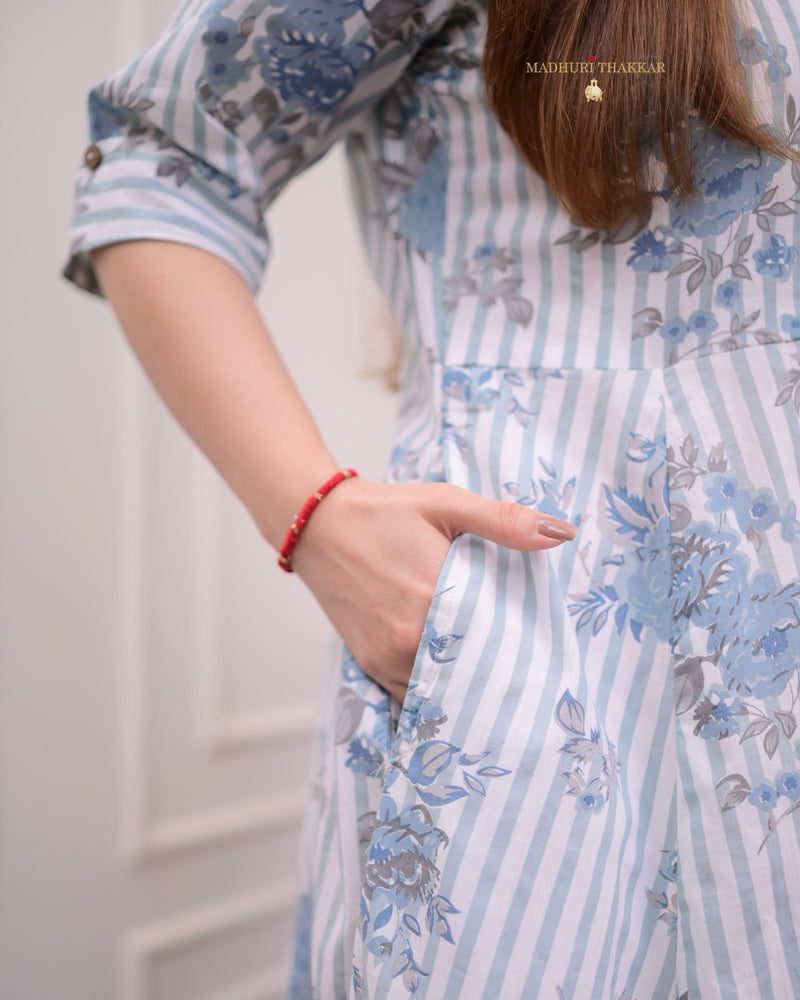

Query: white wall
[[0, 2, 396, 998]]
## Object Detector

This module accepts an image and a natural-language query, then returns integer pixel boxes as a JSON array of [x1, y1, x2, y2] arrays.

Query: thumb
[[428, 484, 578, 550]]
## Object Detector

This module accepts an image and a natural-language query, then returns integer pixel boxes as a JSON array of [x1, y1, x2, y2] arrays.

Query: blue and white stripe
[[63, 0, 800, 996]]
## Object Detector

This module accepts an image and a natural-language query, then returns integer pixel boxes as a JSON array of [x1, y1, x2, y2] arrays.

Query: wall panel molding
[[137, 790, 308, 859], [116, 440, 314, 862], [207, 704, 320, 751], [119, 883, 297, 1000], [200, 969, 290, 1000]]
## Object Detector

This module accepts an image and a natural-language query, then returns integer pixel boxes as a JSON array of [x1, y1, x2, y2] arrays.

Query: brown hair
[[482, 0, 797, 230]]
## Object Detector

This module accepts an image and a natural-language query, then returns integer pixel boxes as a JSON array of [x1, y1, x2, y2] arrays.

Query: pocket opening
[[388, 533, 465, 755]]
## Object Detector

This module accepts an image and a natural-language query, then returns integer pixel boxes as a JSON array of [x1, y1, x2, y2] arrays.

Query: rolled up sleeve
[[61, 0, 458, 298]]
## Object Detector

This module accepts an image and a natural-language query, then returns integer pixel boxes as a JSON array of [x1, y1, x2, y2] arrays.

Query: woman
[[62, 0, 800, 996]]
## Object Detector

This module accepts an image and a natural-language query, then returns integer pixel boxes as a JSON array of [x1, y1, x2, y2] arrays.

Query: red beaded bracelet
[[277, 468, 358, 572]]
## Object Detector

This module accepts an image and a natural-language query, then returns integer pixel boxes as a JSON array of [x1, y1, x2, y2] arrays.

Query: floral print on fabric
[[554, 689, 621, 812], [645, 850, 679, 937], [351, 680, 512, 992], [665, 129, 785, 240], [357, 797, 456, 995], [575, 419, 800, 856], [82, 0, 482, 261], [557, 95, 800, 366], [775, 346, 800, 415], [737, 23, 792, 83], [255, 1, 373, 112], [65, 0, 800, 992], [375, 2, 482, 254], [337, 621, 512, 995], [535, 386, 800, 866], [199, 0, 484, 259], [444, 243, 534, 326], [570, 433, 671, 644]]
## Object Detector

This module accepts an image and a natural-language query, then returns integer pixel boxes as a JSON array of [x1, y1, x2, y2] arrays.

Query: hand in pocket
[[291, 478, 577, 702]]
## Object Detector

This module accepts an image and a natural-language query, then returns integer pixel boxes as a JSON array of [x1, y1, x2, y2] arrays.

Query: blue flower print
[[199, 14, 254, 90], [671, 525, 741, 626], [692, 685, 743, 740], [764, 45, 792, 83], [202, 14, 248, 59], [705, 474, 738, 512], [626, 515, 673, 640], [691, 550, 751, 634], [397, 140, 448, 254], [714, 279, 741, 310], [555, 690, 621, 809], [748, 782, 778, 812], [577, 788, 605, 812], [255, 13, 374, 112], [737, 25, 791, 83], [737, 26, 764, 65], [719, 763, 800, 852], [271, 0, 362, 48], [666, 126, 783, 238], [732, 490, 780, 533], [346, 734, 384, 777], [687, 310, 719, 341], [776, 771, 800, 802], [442, 369, 473, 403], [753, 233, 799, 280], [394, 688, 447, 744], [363, 799, 446, 906], [626, 227, 674, 272], [358, 712, 509, 985], [716, 572, 800, 699], [780, 502, 800, 543], [659, 316, 689, 345], [780, 314, 800, 339], [767, 44, 792, 83], [203, 54, 251, 91]]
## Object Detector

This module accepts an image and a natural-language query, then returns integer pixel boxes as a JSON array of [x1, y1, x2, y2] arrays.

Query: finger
[[426, 484, 578, 551]]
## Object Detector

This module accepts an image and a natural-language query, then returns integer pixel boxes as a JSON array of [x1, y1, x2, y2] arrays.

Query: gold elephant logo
[[585, 78, 603, 102]]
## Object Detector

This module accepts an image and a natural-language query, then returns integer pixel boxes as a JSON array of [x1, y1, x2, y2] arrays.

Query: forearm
[[90, 240, 340, 549], [88, 239, 578, 702]]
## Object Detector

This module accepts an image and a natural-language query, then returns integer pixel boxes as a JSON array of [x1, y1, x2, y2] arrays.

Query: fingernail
[[537, 516, 578, 541]]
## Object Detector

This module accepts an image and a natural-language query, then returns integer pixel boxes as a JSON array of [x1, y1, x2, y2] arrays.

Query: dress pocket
[[389, 532, 469, 759]]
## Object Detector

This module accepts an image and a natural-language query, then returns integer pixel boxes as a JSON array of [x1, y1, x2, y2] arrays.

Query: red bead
[[278, 469, 358, 572]]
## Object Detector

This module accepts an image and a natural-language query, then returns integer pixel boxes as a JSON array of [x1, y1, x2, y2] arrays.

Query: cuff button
[[83, 144, 103, 170]]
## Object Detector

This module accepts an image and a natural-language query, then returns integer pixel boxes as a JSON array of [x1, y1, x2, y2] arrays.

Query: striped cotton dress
[[62, 0, 800, 996]]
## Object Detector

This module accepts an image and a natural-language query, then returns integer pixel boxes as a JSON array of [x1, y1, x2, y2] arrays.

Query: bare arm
[[90, 239, 339, 548], [91, 239, 577, 701]]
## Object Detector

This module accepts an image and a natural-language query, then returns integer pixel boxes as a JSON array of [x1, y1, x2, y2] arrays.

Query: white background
[[1, 1, 397, 997]]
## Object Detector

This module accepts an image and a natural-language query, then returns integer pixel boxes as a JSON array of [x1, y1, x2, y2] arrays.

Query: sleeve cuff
[[61, 137, 270, 299]]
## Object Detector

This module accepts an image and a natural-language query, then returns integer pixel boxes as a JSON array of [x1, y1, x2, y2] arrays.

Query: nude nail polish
[[537, 517, 578, 541]]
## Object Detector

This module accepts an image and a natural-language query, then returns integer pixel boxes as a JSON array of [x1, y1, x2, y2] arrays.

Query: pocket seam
[[388, 533, 464, 759]]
